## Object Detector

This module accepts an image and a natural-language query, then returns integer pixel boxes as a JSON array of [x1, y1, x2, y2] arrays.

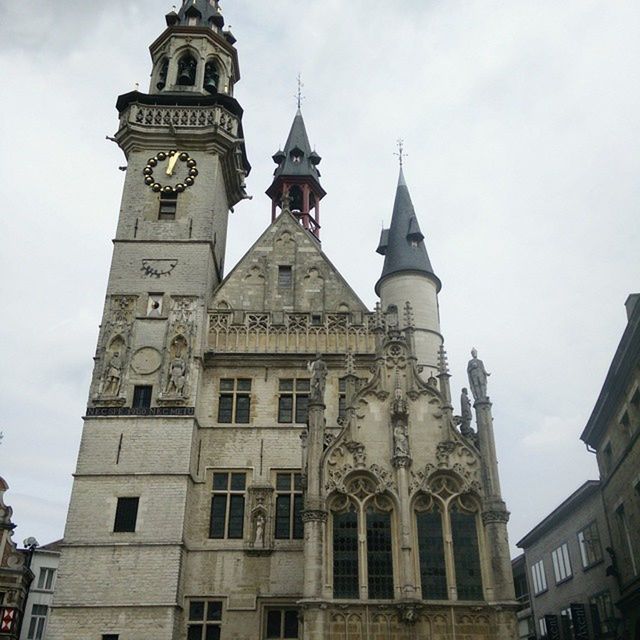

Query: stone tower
[[50, 3, 517, 639]]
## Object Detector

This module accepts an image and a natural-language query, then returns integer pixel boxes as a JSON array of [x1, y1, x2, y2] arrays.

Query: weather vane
[[394, 139, 408, 168], [295, 73, 305, 109]]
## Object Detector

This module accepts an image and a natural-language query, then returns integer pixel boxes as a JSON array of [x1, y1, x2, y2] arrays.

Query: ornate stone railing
[[208, 312, 378, 354], [129, 104, 238, 135]]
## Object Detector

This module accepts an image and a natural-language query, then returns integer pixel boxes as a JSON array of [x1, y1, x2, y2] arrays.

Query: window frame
[[209, 471, 247, 540], [551, 542, 573, 584], [274, 472, 303, 541], [158, 191, 178, 220], [278, 265, 293, 288], [27, 604, 48, 640], [113, 496, 139, 533], [132, 385, 153, 409], [36, 567, 56, 591], [217, 378, 252, 424], [187, 600, 223, 640], [264, 607, 300, 639], [530, 559, 548, 595], [589, 590, 615, 635], [577, 520, 603, 569], [277, 378, 309, 424]]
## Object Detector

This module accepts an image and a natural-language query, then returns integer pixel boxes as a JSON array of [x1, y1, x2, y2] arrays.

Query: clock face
[[143, 151, 198, 194]]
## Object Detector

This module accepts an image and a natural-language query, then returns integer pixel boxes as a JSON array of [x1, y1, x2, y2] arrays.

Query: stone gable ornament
[[467, 348, 490, 401]]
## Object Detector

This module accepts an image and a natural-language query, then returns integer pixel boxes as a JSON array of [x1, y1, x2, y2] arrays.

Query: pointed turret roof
[[375, 168, 441, 294], [272, 109, 322, 182], [167, 0, 225, 29]]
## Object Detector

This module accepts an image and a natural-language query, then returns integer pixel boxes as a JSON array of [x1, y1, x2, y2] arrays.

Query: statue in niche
[[393, 424, 410, 458], [307, 354, 327, 403], [103, 351, 123, 396], [165, 336, 188, 396], [459, 388, 474, 437], [392, 387, 408, 416], [254, 513, 265, 548], [467, 348, 490, 401]]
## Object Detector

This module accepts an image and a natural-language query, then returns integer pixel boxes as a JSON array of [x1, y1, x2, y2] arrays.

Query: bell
[[204, 78, 217, 94], [178, 69, 193, 86]]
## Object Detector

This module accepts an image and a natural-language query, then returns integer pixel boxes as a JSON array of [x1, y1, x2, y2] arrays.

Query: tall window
[[265, 608, 299, 639], [333, 508, 359, 599], [551, 542, 572, 583], [133, 385, 152, 409], [531, 559, 547, 595], [589, 591, 615, 635], [275, 472, 303, 540], [113, 497, 139, 533], [218, 379, 251, 424], [366, 509, 394, 599], [27, 605, 48, 640], [187, 601, 222, 640], [278, 265, 292, 288], [177, 53, 197, 86], [577, 521, 602, 568], [615, 504, 637, 575], [451, 506, 483, 600], [209, 472, 246, 539], [278, 379, 309, 423], [37, 567, 56, 591], [559, 607, 573, 638], [416, 509, 447, 599]]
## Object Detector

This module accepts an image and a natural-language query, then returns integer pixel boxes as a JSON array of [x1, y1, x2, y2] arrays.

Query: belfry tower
[[50, 3, 517, 639]]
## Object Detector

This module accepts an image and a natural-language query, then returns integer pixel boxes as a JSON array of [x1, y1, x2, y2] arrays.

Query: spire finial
[[394, 138, 408, 168], [295, 74, 306, 110]]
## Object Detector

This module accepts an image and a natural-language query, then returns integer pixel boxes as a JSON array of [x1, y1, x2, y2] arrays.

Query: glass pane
[[217, 395, 233, 423], [295, 395, 309, 423], [187, 625, 202, 640], [339, 379, 346, 392], [279, 379, 294, 391], [35, 618, 45, 640], [293, 474, 303, 491], [266, 610, 281, 638], [333, 510, 359, 598], [293, 495, 304, 539], [451, 509, 483, 600], [278, 396, 293, 423], [366, 511, 394, 599], [235, 395, 251, 423], [220, 379, 234, 391], [237, 379, 252, 391], [296, 379, 310, 391], [228, 495, 245, 539], [114, 497, 139, 532], [209, 495, 227, 539], [276, 473, 291, 491], [213, 473, 228, 490], [206, 601, 222, 621], [417, 511, 447, 600], [230, 473, 246, 491], [190, 601, 205, 621], [284, 610, 299, 638], [275, 495, 291, 539], [205, 626, 220, 640], [28, 618, 38, 640], [45, 569, 54, 590]]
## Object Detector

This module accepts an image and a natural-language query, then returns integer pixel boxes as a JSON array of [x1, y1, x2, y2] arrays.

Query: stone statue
[[103, 352, 123, 396], [393, 424, 410, 458], [254, 514, 265, 547], [460, 388, 474, 436], [392, 387, 408, 416], [307, 354, 327, 403], [166, 356, 187, 395], [467, 348, 490, 401]]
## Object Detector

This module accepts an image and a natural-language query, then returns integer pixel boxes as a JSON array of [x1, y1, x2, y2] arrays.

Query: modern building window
[[531, 559, 547, 595], [416, 508, 447, 600], [132, 385, 152, 409], [278, 265, 292, 288], [551, 542, 572, 583], [265, 608, 299, 639], [37, 567, 56, 591], [27, 604, 48, 640], [217, 378, 252, 423], [366, 508, 394, 599], [615, 504, 638, 575], [278, 379, 309, 423], [577, 521, 602, 568], [209, 472, 246, 539], [158, 191, 177, 220], [333, 508, 359, 599], [589, 590, 615, 635], [275, 472, 303, 540], [187, 600, 222, 640], [113, 497, 139, 532], [451, 506, 483, 600], [538, 617, 547, 637]]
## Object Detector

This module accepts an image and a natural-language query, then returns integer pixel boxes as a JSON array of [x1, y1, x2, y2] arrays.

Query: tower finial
[[394, 138, 407, 168], [295, 73, 305, 110]]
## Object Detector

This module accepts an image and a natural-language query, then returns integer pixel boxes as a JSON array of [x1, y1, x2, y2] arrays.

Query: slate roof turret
[[167, 0, 225, 30], [375, 168, 441, 294]]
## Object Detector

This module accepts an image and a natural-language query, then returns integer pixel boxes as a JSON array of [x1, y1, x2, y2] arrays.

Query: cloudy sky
[[1, 1, 639, 555]]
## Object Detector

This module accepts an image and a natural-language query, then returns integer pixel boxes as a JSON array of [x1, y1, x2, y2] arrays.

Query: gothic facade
[[49, 3, 517, 639]]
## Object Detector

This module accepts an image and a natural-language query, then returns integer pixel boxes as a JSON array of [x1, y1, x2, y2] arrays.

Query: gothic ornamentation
[[245, 484, 274, 555], [132, 104, 237, 134], [301, 509, 328, 523], [482, 509, 511, 525]]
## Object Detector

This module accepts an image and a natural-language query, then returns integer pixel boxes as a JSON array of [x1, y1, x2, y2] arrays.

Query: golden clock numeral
[[166, 152, 181, 176]]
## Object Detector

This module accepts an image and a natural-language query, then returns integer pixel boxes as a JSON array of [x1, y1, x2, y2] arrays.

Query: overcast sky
[[1, 1, 639, 556]]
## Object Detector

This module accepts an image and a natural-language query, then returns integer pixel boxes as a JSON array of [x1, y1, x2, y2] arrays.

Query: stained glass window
[[451, 507, 483, 600], [417, 510, 447, 599], [333, 510, 359, 598]]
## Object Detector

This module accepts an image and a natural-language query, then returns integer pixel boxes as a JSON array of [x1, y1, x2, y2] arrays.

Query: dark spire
[[167, 0, 225, 30], [375, 168, 441, 294]]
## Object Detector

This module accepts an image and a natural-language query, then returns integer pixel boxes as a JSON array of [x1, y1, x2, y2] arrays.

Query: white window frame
[[539, 617, 547, 637], [577, 521, 602, 568], [37, 567, 56, 591], [551, 542, 572, 583], [530, 559, 547, 595], [27, 604, 48, 640]]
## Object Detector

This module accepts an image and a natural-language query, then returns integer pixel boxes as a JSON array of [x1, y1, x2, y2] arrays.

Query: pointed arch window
[[204, 60, 220, 94], [416, 504, 447, 600], [177, 53, 197, 86], [333, 507, 359, 599], [156, 58, 169, 91]]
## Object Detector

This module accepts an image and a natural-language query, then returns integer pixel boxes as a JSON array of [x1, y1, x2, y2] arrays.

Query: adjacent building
[[512, 554, 535, 640], [48, 2, 518, 638], [517, 481, 621, 639], [581, 294, 640, 639]]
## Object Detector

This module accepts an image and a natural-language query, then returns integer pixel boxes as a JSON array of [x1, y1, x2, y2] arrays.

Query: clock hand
[[166, 152, 180, 176]]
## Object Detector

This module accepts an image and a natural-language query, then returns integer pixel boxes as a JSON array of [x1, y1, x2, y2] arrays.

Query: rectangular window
[[530, 559, 547, 595], [132, 385, 152, 409], [278, 265, 292, 288], [551, 542, 572, 583], [278, 379, 309, 423], [147, 293, 164, 316], [217, 378, 252, 424], [451, 509, 483, 600], [538, 617, 547, 637], [187, 600, 222, 640], [37, 567, 56, 591], [102, 636, 119, 640], [602, 442, 613, 474], [589, 590, 615, 635], [275, 472, 303, 540], [333, 510, 359, 599], [559, 607, 573, 638], [417, 510, 447, 600], [158, 192, 177, 220], [615, 504, 638, 575], [577, 521, 603, 568], [265, 608, 299, 639], [209, 472, 246, 539], [114, 497, 139, 532], [27, 605, 48, 640], [366, 510, 394, 599]]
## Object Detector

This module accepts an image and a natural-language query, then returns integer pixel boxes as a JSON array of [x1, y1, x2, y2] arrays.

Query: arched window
[[156, 58, 169, 91], [177, 53, 197, 86], [289, 186, 303, 212], [204, 60, 219, 94]]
